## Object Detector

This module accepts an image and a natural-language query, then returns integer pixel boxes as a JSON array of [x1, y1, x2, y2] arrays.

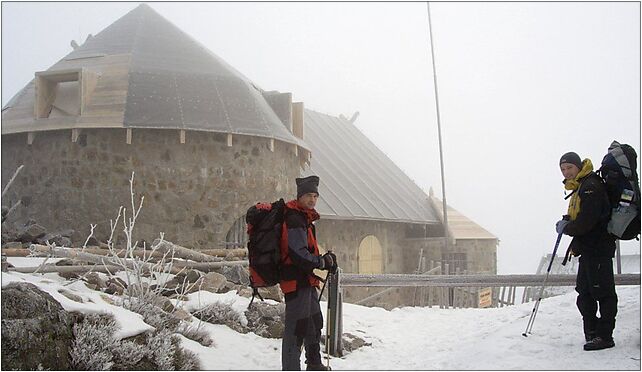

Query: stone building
[[1, 4, 498, 307]]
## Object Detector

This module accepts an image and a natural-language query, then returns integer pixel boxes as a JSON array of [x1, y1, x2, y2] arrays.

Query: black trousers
[[282, 286, 324, 370], [575, 255, 618, 341]]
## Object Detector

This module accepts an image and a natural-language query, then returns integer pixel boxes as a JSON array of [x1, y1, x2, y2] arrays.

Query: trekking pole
[[522, 232, 564, 337]]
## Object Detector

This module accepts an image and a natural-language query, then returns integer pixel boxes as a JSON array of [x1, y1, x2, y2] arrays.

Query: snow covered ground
[[3, 257, 640, 370]]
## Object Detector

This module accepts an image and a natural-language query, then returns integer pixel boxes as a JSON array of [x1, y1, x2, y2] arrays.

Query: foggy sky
[[2, 2, 640, 274]]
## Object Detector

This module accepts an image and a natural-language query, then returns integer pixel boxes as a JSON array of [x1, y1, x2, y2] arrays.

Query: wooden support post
[[180, 130, 186, 144], [294, 144, 298, 156], [126, 128, 132, 144], [27, 132, 35, 145], [227, 133, 233, 147], [71, 128, 81, 143], [269, 138, 275, 152], [327, 267, 343, 357]]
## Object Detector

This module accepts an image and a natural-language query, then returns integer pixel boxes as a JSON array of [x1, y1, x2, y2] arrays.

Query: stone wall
[[1, 128, 300, 249], [315, 219, 443, 308]]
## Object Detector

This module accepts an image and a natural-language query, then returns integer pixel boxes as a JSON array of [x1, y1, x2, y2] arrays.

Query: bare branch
[[2, 165, 24, 199]]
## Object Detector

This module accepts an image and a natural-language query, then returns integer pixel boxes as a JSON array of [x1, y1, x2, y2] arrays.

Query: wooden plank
[[227, 133, 233, 147], [269, 138, 274, 152], [9, 264, 122, 274], [27, 132, 35, 145], [126, 128, 132, 144], [180, 130, 186, 144], [71, 128, 81, 143]]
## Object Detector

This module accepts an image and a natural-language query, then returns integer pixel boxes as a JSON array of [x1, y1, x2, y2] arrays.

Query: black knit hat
[[296, 176, 319, 199], [559, 152, 582, 170]]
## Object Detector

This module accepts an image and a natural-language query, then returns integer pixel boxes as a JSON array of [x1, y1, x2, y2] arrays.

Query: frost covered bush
[[119, 296, 182, 332], [192, 301, 246, 333], [69, 313, 200, 370], [69, 313, 119, 370], [245, 302, 285, 338], [176, 322, 215, 347]]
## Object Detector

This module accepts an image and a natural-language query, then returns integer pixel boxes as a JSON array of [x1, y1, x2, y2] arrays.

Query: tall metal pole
[[427, 2, 449, 250]]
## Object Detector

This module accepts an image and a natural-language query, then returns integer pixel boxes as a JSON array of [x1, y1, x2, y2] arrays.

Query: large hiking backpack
[[245, 198, 285, 305], [597, 141, 641, 240]]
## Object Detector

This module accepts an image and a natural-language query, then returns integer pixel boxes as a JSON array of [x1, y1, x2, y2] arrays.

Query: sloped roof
[[302, 109, 439, 224], [429, 195, 497, 240], [2, 4, 306, 149]]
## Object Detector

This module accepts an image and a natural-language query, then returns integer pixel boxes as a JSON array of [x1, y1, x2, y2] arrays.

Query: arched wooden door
[[358, 235, 383, 274]]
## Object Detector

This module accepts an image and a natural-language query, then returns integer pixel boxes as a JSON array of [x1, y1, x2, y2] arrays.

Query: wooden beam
[[227, 133, 233, 147], [126, 128, 132, 144], [269, 138, 275, 152], [180, 129, 186, 144], [71, 128, 81, 143], [294, 144, 298, 156], [9, 264, 122, 274], [27, 132, 35, 145]]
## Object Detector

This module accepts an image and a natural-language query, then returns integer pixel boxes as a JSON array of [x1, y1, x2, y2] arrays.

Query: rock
[[173, 309, 192, 321], [195, 272, 228, 293], [36, 232, 72, 247], [1, 282, 81, 370], [58, 229, 75, 238], [84, 236, 100, 247], [245, 302, 285, 338], [182, 269, 203, 283], [104, 283, 124, 296], [83, 272, 107, 289], [257, 285, 283, 302], [221, 265, 250, 285], [1, 241, 23, 249], [341, 332, 371, 352], [237, 287, 253, 298], [58, 272, 82, 280], [58, 289, 84, 303], [17, 223, 47, 243], [55, 258, 79, 266], [106, 277, 128, 289]]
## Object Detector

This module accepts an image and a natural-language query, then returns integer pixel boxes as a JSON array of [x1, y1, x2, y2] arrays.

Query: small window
[[35, 69, 86, 119]]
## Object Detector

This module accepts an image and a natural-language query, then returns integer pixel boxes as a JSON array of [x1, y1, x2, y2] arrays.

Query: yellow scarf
[[564, 159, 594, 221]]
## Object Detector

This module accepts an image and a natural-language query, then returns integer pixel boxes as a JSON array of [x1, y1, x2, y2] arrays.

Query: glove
[[555, 219, 569, 234], [321, 252, 338, 273]]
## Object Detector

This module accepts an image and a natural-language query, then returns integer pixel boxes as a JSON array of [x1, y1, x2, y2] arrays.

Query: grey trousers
[[282, 286, 324, 370]]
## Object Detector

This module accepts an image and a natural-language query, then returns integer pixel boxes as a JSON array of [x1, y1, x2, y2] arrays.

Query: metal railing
[[325, 271, 640, 356]]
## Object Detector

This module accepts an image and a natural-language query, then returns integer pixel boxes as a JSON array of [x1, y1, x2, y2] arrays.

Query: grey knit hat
[[559, 152, 582, 170], [296, 176, 319, 199]]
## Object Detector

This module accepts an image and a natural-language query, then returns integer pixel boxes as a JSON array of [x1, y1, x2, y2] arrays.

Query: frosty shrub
[[69, 313, 118, 371], [176, 322, 215, 347], [192, 301, 246, 333], [110, 339, 147, 370], [172, 336, 201, 371], [244, 301, 285, 338], [146, 329, 176, 370], [120, 296, 182, 332]]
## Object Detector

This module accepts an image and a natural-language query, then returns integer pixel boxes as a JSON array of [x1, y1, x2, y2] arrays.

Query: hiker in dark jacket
[[280, 175, 336, 371], [556, 152, 617, 351]]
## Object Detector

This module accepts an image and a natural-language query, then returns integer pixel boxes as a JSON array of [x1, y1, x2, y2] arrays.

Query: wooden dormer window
[[34, 68, 95, 119]]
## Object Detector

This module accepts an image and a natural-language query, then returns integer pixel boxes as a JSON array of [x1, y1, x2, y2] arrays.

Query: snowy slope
[[2, 257, 640, 370]]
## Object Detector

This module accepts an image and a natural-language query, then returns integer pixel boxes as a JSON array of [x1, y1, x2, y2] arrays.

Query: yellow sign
[[478, 287, 492, 308]]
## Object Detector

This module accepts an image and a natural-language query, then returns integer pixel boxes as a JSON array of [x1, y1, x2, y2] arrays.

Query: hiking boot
[[306, 364, 331, 371], [583, 337, 615, 351]]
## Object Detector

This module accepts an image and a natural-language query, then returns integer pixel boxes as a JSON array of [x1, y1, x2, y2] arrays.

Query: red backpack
[[245, 199, 285, 306]]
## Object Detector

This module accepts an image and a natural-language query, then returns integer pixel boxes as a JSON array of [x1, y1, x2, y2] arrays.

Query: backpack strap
[[248, 287, 265, 308]]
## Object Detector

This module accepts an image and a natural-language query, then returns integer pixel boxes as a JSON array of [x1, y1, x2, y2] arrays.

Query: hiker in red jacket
[[280, 175, 336, 371]]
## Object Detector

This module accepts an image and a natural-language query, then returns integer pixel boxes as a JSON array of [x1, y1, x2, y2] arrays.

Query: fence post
[[327, 267, 343, 357]]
